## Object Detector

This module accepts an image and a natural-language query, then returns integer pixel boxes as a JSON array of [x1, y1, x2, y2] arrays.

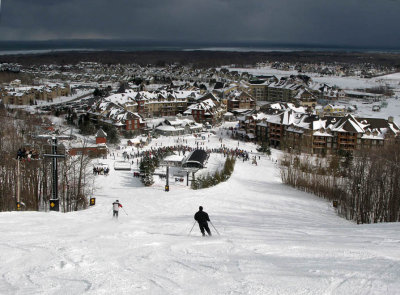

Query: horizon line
[[0, 39, 399, 50]]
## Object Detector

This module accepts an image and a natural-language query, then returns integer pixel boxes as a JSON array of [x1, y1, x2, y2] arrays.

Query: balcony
[[338, 134, 356, 139], [338, 139, 356, 144], [313, 142, 326, 147], [313, 139, 326, 144]]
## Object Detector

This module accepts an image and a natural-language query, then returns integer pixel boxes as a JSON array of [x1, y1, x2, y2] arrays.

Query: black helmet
[[116, 200, 119, 202]]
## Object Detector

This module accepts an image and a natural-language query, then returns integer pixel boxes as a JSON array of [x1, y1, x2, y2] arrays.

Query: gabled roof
[[358, 117, 400, 131], [199, 92, 220, 103], [331, 115, 366, 133], [182, 149, 208, 169], [96, 129, 107, 138]]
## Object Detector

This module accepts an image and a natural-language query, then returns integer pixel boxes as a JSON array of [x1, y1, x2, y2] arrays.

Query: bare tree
[[280, 142, 400, 224]]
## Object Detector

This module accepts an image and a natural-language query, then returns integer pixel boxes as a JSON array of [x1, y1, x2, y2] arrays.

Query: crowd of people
[[16, 148, 39, 161], [93, 166, 110, 175], [116, 144, 253, 164]]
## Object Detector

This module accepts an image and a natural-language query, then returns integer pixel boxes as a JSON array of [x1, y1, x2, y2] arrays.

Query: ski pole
[[210, 221, 220, 236], [122, 207, 128, 216], [188, 221, 196, 236]]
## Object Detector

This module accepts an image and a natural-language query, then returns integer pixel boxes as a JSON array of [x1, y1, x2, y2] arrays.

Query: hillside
[[0, 133, 399, 294], [2, 50, 400, 68]]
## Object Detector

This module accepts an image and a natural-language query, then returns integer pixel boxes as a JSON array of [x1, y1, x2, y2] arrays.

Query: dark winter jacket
[[194, 211, 210, 224]]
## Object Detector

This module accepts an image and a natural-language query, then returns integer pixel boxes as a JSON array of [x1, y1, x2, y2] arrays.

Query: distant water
[[0, 40, 399, 55]]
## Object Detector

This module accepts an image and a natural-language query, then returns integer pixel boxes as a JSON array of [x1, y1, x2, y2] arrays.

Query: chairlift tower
[[16, 159, 21, 210], [183, 167, 199, 187], [165, 166, 169, 192], [42, 136, 66, 211]]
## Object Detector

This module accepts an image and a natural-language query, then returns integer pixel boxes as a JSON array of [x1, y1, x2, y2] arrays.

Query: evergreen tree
[[214, 171, 222, 184], [93, 88, 102, 97], [78, 114, 96, 135], [117, 82, 128, 93], [257, 142, 271, 156], [104, 125, 120, 144], [192, 156, 236, 190], [204, 173, 212, 188], [191, 178, 200, 190], [140, 155, 155, 186]]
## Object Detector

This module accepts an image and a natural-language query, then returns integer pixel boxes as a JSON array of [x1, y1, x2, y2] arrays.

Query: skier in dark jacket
[[194, 206, 211, 236]]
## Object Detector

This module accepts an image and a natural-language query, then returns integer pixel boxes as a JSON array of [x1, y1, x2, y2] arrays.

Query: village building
[[238, 112, 269, 141], [1, 83, 71, 105], [68, 145, 108, 157], [316, 104, 347, 116], [147, 117, 203, 136], [101, 89, 194, 118], [89, 100, 146, 132], [127, 135, 151, 147], [239, 103, 400, 155], [95, 129, 107, 144], [248, 76, 278, 101], [344, 90, 383, 101], [184, 98, 223, 124], [227, 91, 256, 112], [294, 88, 318, 108]]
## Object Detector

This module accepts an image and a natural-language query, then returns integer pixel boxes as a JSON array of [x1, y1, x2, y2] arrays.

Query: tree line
[[280, 144, 400, 223], [192, 156, 236, 190], [0, 105, 93, 212], [4, 51, 400, 69]]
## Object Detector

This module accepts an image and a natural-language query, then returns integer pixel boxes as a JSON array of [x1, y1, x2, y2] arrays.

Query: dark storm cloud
[[0, 0, 399, 47]]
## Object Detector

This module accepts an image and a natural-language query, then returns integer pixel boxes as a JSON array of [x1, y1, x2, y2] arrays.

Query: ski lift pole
[[165, 165, 169, 192], [188, 221, 196, 236], [210, 221, 220, 236], [43, 137, 66, 210], [17, 159, 20, 204]]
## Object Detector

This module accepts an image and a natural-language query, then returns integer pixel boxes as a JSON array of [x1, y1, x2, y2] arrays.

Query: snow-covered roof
[[96, 129, 107, 138]]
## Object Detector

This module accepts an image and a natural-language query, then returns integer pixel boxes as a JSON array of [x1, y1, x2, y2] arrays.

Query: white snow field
[[1, 134, 400, 295]]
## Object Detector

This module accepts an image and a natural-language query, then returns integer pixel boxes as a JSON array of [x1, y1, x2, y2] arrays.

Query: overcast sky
[[0, 0, 399, 48]]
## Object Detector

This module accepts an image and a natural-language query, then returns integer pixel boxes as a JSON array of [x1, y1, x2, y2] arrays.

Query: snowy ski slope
[[1, 134, 400, 294]]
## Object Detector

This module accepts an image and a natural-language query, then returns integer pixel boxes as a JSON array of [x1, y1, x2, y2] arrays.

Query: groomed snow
[[1, 132, 400, 294]]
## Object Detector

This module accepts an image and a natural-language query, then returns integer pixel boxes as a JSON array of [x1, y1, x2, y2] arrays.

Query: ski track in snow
[[1, 132, 400, 295]]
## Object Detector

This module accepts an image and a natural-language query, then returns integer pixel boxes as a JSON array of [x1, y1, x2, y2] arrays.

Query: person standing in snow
[[194, 206, 212, 236], [112, 200, 123, 219]]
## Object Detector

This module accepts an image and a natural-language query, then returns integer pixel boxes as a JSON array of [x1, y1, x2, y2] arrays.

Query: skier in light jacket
[[112, 200, 123, 218]]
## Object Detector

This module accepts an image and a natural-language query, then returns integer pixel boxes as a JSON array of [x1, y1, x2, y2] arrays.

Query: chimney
[[388, 116, 394, 123]]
